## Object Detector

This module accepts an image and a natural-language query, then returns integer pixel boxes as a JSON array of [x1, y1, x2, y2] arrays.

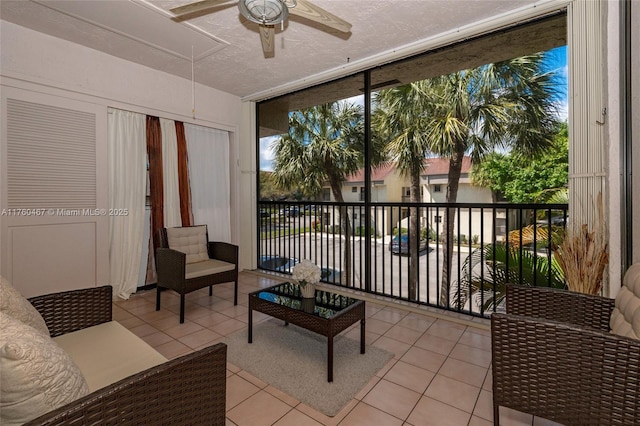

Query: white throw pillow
[[610, 263, 640, 340], [0, 275, 50, 336], [0, 312, 89, 425], [166, 225, 209, 264]]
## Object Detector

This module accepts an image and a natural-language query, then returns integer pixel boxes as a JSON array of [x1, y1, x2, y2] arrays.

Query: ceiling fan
[[170, 0, 352, 56]]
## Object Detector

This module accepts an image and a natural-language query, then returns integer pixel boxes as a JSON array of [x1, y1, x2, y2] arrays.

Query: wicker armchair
[[156, 225, 238, 323], [25, 286, 227, 425], [491, 285, 640, 425]]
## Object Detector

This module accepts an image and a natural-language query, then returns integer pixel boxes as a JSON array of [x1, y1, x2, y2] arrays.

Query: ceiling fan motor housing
[[238, 0, 289, 25]]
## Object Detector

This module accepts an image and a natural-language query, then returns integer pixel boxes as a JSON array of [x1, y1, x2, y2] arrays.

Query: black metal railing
[[257, 200, 568, 318]]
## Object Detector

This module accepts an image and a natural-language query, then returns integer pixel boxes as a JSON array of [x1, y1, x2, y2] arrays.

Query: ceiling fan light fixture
[[238, 0, 289, 25]]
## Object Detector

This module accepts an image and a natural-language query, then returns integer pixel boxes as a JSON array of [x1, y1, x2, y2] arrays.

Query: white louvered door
[[1, 88, 108, 297]]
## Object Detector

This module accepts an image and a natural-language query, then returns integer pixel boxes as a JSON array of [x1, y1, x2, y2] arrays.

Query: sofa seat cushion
[[610, 263, 640, 340], [167, 225, 209, 264], [1, 312, 88, 426], [53, 321, 167, 392], [186, 259, 235, 280]]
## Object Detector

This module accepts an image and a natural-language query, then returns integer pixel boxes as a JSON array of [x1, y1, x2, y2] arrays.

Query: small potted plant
[[292, 259, 321, 298]]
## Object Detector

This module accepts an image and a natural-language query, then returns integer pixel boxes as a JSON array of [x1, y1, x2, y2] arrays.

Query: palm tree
[[271, 102, 365, 286], [379, 53, 558, 306], [372, 82, 436, 300]]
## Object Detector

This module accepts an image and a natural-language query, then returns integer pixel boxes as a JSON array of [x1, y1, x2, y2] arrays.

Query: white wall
[[0, 21, 244, 296]]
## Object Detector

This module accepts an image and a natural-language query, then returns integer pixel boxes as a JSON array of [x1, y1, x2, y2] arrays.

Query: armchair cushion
[[0, 312, 89, 426], [166, 225, 209, 264], [186, 259, 236, 280], [0, 276, 49, 336], [610, 263, 640, 339]]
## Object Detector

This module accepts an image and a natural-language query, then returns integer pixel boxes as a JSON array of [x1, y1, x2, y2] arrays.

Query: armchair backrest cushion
[[166, 225, 209, 264], [610, 263, 640, 340]]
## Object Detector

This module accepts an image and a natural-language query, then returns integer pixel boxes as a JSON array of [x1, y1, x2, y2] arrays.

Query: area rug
[[223, 319, 394, 416]]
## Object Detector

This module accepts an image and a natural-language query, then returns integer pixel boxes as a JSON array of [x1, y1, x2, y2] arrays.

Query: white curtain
[[184, 124, 231, 242], [108, 108, 147, 300], [160, 118, 182, 228]]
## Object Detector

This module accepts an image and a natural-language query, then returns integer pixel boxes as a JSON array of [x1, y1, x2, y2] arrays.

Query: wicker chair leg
[[209, 285, 213, 296], [233, 281, 238, 305], [156, 287, 161, 311], [493, 403, 499, 425], [180, 294, 185, 323]]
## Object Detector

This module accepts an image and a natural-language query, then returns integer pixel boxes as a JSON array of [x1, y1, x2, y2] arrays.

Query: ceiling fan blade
[[170, 0, 233, 19], [289, 0, 352, 33], [259, 25, 275, 55]]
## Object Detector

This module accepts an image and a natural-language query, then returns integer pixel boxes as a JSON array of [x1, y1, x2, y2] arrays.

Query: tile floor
[[113, 272, 561, 426]]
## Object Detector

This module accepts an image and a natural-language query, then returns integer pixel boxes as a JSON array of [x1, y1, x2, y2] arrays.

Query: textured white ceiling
[[1, 0, 544, 100]]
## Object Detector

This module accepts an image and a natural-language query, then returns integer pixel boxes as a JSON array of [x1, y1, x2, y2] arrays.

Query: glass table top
[[251, 282, 361, 318]]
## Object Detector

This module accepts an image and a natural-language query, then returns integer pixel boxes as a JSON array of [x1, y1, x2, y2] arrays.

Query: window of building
[[434, 184, 442, 193], [351, 187, 357, 193]]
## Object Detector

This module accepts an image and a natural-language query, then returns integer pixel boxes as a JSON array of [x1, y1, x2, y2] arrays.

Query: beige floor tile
[[458, 328, 492, 351], [117, 316, 146, 329], [469, 415, 494, 426], [397, 313, 436, 332], [226, 374, 261, 410], [400, 346, 447, 372], [218, 304, 249, 319], [438, 357, 489, 388], [383, 360, 435, 393], [498, 407, 533, 425], [339, 402, 404, 426], [140, 331, 174, 347], [424, 320, 466, 341], [296, 398, 357, 426], [128, 323, 160, 338], [191, 311, 233, 328], [473, 389, 494, 422], [134, 308, 177, 323], [366, 317, 395, 335], [354, 374, 381, 400], [371, 335, 411, 359], [273, 409, 323, 426], [413, 332, 457, 356], [163, 320, 205, 339], [371, 308, 407, 324], [534, 416, 565, 426], [227, 390, 293, 426], [178, 328, 223, 349], [424, 374, 481, 414], [362, 378, 421, 420], [153, 339, 192, 359], [112, 305, 134, 321], [449, 343, 492, 368], [406, 396, 471, 426], [483, 368, 493, 391], [383, 324, 424, 345]]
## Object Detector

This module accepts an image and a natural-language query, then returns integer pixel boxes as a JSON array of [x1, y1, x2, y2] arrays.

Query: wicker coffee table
[[248, 282, 366, 382]]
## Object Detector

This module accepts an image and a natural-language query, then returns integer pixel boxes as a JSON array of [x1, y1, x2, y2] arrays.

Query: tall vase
[[300, 297, 315, 313], [300, 283, 316, 298]]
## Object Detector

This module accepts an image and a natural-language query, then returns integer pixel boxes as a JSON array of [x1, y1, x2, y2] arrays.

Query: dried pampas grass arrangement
[[554, 193, 608, 295]]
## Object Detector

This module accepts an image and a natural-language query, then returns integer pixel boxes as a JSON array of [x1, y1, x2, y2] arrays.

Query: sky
[[260, 45, 569, 172]]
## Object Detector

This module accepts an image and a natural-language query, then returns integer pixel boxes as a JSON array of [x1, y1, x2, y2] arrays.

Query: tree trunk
[[328, 174, 352, 287], [408, 172, 421, 300], [439, 147, 464, 306]]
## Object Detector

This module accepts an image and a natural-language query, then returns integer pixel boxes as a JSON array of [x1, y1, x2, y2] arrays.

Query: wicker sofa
[[1, 284, 227, 425], [491, 283, 640, 425]]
